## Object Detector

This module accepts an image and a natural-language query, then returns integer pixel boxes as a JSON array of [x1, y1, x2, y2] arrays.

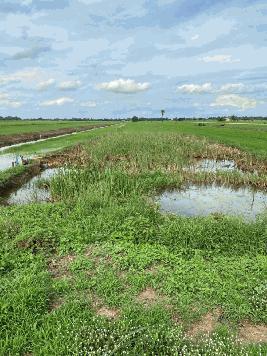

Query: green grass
[[0, 122, 266, 355], [172, 121, 267, 158], [0, 120, 106, 136]]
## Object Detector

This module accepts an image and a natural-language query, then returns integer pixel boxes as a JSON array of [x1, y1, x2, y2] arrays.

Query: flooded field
[[4, 168, 59, 205], [155, 185, 267, 221]]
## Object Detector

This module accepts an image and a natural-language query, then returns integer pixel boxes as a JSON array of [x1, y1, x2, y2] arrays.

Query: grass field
[[0, 121, 266, 355], [0, 120, 105, 136], [173, 121, 267, 159]]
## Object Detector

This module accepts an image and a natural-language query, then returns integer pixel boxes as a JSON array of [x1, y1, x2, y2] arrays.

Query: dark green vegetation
[[0, 122, 266, 355], [0, 120, 104, 136]]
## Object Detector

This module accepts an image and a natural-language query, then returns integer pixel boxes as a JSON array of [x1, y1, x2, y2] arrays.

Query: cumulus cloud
[[0, 92, 22, 108], [37, 78, 55, 91], [0, 69, 40, 86], [11, 45, 50, 60], [40, 97, 74, 106], [80, 100, 97, 108], [200, 55, 240, 63], [177, 82, 213, 94], [220, 83, 245, 92], [97, 78, 150, 94], [210, 94, 258, 110], [58, 80, 82, 91]]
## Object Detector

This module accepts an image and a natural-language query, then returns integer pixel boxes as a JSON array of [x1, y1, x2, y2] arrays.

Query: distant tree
[[161, 110, 165, 119], [230, 115, 238, 121], [131, 116, 139, 122]]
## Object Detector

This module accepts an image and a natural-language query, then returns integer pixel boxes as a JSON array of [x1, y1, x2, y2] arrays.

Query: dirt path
[[0, 124, 110, 149]]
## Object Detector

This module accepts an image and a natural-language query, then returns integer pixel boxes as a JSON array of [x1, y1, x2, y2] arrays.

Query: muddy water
[[155, 185, 267, 221], [5, 168, 59, 205], [187, 159, 239, 173]]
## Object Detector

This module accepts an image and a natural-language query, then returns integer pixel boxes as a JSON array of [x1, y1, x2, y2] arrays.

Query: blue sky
[[0, 0, 267, 118]]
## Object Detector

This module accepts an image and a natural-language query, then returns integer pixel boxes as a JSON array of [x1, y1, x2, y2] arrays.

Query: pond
[[155, 185, 267, 221], [5, 168, 60, 205]]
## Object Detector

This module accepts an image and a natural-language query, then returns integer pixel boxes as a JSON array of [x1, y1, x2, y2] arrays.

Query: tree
[[161, 110, 165, 119]]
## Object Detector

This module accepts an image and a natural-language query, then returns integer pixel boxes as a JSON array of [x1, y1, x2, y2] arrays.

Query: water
[[155, 185, 267, 221], [0, 154, 33, 171], [6, 168, 60, 205], [187, 159, 239, 173]]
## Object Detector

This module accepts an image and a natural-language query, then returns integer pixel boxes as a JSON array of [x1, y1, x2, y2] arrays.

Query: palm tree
[[161, 109, 165, 119]]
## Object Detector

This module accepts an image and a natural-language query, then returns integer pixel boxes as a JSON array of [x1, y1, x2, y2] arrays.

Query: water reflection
[[155, 185, 267, 221], [6, 168, 60, 205]]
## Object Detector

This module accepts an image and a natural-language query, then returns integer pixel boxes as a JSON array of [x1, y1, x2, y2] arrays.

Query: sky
[[0, 0, 267, 119]]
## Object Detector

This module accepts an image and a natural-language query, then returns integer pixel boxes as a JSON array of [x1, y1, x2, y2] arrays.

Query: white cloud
[[0, 92, 22, 108], [210, 94, 258, 110], [37, 78, 55, 91], [58, 80, 82, 91], [191, 34, 200, 41], [200, 55, 240, 63], [80, 100, 97, 108], [97, 78, 150, 94], [220, 83, 245, 92], [0, 69, 40, 86], [177, 82, 213, 94], [40, 97, 74, 107]]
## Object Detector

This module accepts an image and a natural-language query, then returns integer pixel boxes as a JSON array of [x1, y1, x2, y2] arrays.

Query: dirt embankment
[[0, 163, 41, 197], [0, 124, 110, 148]]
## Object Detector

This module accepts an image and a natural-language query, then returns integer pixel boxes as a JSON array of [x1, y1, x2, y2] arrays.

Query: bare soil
[[186, 308, 222, 339], [238, 322, 267, 344], [96, 307, 120, 319], [137, 287, 168, 307]]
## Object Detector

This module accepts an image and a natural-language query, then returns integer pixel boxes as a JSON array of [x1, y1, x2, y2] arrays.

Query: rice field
[[0, 119, 104, 136], [0, 121, 266, 355]]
